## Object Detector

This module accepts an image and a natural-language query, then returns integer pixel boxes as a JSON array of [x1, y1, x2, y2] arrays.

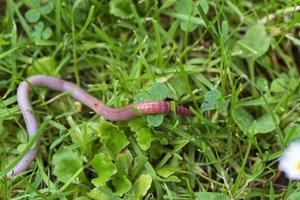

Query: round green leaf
[[253, 113, 278, 134], [201, 102, 216, 111], [204, 89, 221, 102], [42, 27, 52, 40], [133, 92, 150, 103], [25, 9, 41, 23], [149, 82, 171, 101], [40, 4, 54, 15], [136, 127, 152, 151], [146, 114, 164, 127], [109, 0, 134, 18], [34, 21, 45, 32], [235, 24, 271, 59], [232, 107, 254, 134], [175, 0, 209, 32]]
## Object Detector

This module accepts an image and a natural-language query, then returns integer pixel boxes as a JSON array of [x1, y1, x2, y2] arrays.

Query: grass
[[1, 0, 300, 199]]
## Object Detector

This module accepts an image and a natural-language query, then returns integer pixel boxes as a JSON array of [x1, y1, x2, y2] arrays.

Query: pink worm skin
[[7, 75, 193, 178]]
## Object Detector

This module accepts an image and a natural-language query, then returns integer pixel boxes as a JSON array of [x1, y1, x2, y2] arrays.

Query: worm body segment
[[7, 75, 193, 178]]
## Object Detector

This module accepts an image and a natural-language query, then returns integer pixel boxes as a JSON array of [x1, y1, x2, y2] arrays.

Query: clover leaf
[[235, 24, 271, 59], [25, 9, 41, 23], [174, 0, 209, 32], [232, 106, 278, 135], [134, 82, 172, 127], [201, 89, 227, 111], [31, 21, 53, 40]]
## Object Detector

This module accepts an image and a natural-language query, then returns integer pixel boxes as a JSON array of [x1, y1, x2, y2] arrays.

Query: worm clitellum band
[[7, 75, 193, 178]]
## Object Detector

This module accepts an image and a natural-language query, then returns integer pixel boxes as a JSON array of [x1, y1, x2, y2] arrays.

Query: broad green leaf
[[156, 167, 178, 178], [27, 56, 57, 76], [32, 22, 45, 40], [40, 3, 54, 15], [112, 175, 132, 196], [195, 192, 230, 200], [149, 82, 170, 100], [132, 173, 152, 199], [256, 77, 269, 92], [204, 89, 221, 102], [109, 0, 134, 18], [52, 149, 84, 183], [133, 92, 150, 103], [288, 78, 298, 91], [149, 142, 165, 158], [284, 124, 300, 143], [232, 107, 277, 135], [116, 150, 133, 174], [175, 0, 208, 32], [128, 118, 152, 150], [288, 191, 300, 200], [215, 100, 228, 110], [42, 27, 52, 40], [159, 137, 169, 145], [128, 118, 146, 133], [23, 0, 40, 7], [98, 121, 129, 156], [201, 102, 215, 111], [176, 0, 196, 32], [232, 107, 254, 133], [34, 21, 44, 31], [17, 144, 27, 153], [197, 0, 209, 14], [146, 114, 164, 127], [168, 76, 187, 100], [202, 89, 227, 111], [25, 9, 40, 23], [253, 113, 278, 134], [270, 74, 288, 92], [235, 24, 271, 59], [31, 31, 41, 40], [16, 130, 27, 143], [136, 127, 152, 150], [91, 153, 117, 187], [257, 55, 272, 73], [87, 188, 111, 200]]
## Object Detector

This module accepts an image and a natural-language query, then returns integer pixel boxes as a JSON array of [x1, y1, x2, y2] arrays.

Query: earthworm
[[7, 75, 193, 178]]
